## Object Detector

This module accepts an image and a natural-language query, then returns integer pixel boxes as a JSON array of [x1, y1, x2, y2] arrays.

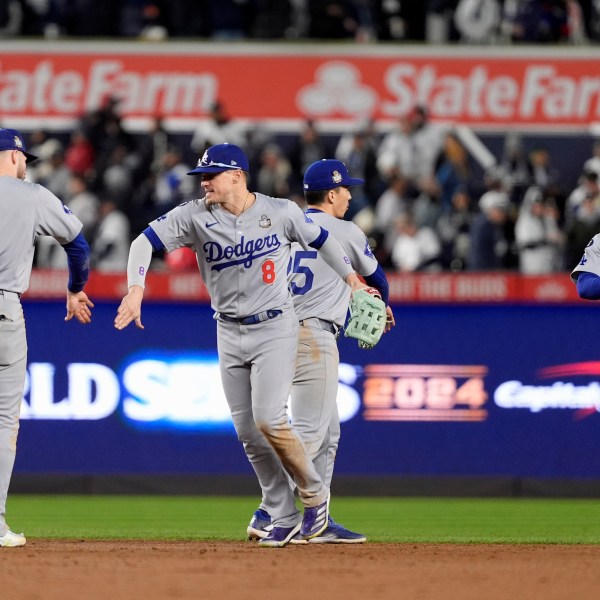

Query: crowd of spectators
[[19, 96, 600, 275], [1, 1, 599, 44], [3, 0, 599, 278]]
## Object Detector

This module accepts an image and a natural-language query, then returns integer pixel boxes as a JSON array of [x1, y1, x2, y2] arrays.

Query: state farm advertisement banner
[[1, 42, 599, 131]]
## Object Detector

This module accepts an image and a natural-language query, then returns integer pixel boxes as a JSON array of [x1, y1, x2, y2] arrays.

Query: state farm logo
[[0, 59, 217, 117], [363, 364, 488, 422], [296, 60, 600, 124], [4, 51, 600, 127], [297, 61, 378, 116]]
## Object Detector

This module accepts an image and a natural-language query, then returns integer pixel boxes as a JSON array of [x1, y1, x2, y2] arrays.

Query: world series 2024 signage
[[13, 301, 600, 479], [362, 364, 488, 422]]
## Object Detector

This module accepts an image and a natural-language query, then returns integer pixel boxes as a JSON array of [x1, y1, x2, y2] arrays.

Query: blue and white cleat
[[309, 517, 367, 544], [258, 523, 305, 548], [247, 508, 273, 540], [248, 509, 307, 545], [300, 492, 330, 539], [0, 528, 26, 548]]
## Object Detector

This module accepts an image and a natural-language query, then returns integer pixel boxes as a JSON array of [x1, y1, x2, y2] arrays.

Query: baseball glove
[[344, 288, 387, 350]]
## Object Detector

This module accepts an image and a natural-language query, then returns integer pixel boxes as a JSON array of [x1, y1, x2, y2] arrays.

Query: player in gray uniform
[[571, 233, 600, 299], [114, 144, 369, 547], [0, 128, 93, 548], [247, 159, 395, 544]]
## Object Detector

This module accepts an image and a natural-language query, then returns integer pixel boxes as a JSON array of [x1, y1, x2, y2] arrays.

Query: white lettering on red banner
[[1, 43, 600, 129]]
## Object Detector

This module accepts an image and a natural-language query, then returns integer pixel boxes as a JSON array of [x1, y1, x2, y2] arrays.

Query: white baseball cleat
[[0, 528, 26, 547]]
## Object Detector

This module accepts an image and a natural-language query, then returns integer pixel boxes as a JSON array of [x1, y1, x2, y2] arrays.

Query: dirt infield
[[2, 540, 599, 600]]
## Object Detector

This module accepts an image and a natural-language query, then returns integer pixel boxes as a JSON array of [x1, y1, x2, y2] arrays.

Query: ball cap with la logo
[[0, 128, 38, 163], [303, 159, 364, 191], [188, 143, 249, 174]]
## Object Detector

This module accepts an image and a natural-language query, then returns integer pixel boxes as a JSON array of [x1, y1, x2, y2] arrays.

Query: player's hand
[[114, 286, 145, 330], [65, 291, 94, 324], [384, 306, 395, 333], [344, 273, 368, 293]]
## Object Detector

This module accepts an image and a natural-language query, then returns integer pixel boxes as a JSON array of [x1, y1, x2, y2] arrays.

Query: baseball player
[[0, 128, 93, 548], [571, 234, 600, 298], [114, 143, 369, 547], [247, 159, 395, 544]]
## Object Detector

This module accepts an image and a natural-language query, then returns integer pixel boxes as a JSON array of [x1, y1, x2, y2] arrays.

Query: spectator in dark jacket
[[468, 190, 511, 270]]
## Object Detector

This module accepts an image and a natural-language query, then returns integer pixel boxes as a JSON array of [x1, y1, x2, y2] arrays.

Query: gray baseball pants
[[0, 293, 27, 537], [291, 319, 340, 490], [217, 310, 328, 528]]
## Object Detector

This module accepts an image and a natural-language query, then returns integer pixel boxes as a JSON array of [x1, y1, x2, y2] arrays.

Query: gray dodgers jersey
[[0, 176, 83, 293], [289, 210, 378, 327], [150, 193, 328, 316], [571, 234, 600, 281]]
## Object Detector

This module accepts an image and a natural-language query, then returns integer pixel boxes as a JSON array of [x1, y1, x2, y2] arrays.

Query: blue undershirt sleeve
[[576, 271, 600, 300], [364, 264, 390, 305], [61, 232, 90, 293]]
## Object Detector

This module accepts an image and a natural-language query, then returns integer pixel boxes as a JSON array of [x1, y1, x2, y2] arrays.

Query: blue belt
[[219, 309, 282, 325]]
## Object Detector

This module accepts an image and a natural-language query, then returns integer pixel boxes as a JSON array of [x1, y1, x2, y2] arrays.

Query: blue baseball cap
[[188, 143, 249, 175], [303, 159, 364, 192], [0, 128, 38, 163]]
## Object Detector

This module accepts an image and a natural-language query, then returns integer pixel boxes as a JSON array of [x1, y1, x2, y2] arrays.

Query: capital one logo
[[297, 61, 378, 116]]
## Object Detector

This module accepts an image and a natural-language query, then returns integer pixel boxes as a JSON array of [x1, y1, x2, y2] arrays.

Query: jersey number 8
[[262, 259, 276, 284]]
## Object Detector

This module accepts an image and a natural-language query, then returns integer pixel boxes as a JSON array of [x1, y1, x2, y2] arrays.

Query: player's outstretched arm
[[61, 232, 93, 324], [65, 290, 94, 324], [115, 285, 145, 330], [313, 231, 368, 291], [114, 233, 154, 330]]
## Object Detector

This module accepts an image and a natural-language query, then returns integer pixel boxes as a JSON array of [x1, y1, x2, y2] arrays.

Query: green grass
[[6, 495, 600, 544]]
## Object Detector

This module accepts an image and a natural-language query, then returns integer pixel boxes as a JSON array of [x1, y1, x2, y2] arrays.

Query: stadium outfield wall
[[25, 269, 587, 304], [12, 270, 600, 498]]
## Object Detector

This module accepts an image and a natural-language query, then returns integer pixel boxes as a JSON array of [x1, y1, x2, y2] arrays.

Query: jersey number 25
[[289, 250, 317, 295]]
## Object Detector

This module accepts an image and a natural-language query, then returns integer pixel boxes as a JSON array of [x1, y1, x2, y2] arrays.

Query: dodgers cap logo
[[188, 143, 249, 175]]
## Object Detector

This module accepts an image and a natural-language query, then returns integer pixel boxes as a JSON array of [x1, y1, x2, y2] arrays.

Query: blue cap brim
[[307, 176, 365, 191], [187, 165, 238, 175], [344, 177, 365, 187]]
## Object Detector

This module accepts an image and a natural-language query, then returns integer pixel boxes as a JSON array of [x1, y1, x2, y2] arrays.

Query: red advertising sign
[[24, 270, 584, 304], [1, 42, 599, 131]]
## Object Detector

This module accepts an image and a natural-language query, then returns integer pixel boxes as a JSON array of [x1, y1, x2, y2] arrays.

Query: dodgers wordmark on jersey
[[149, 193, 332, 317], [289, 209, 378, 327]]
